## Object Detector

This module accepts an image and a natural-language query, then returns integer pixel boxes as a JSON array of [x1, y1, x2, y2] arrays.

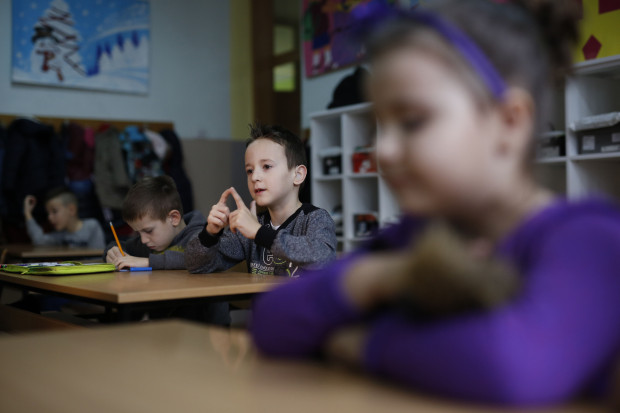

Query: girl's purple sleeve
[[363, 216, 620, 405], [251, 217, 421, 357], [251, 253, 364, 357]]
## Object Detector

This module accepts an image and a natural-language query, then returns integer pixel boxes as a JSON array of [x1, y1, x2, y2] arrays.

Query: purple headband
[[354, 4, 507, 100], [407, 10, 507, 100]]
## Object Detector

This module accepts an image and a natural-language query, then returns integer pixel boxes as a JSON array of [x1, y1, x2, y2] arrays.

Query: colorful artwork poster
[[574, 0, 620, 62], [12, 0, 150, 94], [303, 0, 423, 77]]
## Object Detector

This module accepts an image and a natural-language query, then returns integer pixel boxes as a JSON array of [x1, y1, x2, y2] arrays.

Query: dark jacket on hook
[[2, 118, 65, 219], [161, 129, 194, 213]]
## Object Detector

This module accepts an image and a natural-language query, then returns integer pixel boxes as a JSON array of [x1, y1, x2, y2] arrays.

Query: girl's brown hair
[[366, 0, 580, 134]]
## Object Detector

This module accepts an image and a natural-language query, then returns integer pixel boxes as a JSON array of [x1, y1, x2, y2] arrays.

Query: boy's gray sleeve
[[149, 250, 187, 270], [185, 228, 248, 274], [256, 209, 337, 268], [26, 218, 62, 246]]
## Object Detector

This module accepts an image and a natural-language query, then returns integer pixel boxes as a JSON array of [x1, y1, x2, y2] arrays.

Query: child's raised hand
[[206, 188, 234, 235], [23, 195, 36, 218], [228, 187, 261, 239]]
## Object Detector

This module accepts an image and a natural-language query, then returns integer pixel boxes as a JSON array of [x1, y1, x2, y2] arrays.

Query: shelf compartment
[[315, 174, 343, 181], [347, 172, 379, 179], [345, 178, 379, 213], [568, 161, 620, 199], [310, 102, 373, 119], [343, 111, 376, 175], [312, 180, 342, 216], [534, 162, 567, 195], [535, 157, 566, 165], [570, 153, 620, 162], [573, 54, 620, 77]]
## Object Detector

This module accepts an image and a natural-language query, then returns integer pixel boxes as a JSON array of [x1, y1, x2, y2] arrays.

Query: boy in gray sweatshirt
[[105, 175, 228, 325], [104, 175, 205, 270], [186, 123, 337, 276]]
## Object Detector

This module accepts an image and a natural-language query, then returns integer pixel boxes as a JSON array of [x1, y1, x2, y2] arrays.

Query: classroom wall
[[229, 0, 254, 141], [301, 69, 345, 129], [183, 139, 250, 216], [0, 0, 231, 139]]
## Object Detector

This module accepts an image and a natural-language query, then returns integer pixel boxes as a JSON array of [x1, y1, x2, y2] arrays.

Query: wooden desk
[[0, 244, 104, 263], [0, 270, 284, 321], [0, 320, 603, 413]]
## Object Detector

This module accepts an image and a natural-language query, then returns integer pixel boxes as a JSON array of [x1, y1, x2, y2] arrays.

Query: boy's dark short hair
[[122, 175, 183, 222], [45, 186, 78, 207], [247, 123, 307, 169]]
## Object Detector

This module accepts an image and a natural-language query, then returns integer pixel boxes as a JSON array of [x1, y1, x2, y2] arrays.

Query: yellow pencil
[[109, 222, 125, 256]]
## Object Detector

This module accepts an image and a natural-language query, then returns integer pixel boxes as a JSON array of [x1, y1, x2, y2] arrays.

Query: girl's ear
[[496, 87, 535, 156], [293, 165, 307, 186], [168, 210, 183, 226]]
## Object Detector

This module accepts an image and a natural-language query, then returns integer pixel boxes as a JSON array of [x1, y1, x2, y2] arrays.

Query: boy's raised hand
[[23, 195, 36, 220], [206, 188, 234, 235], [228, 187, 261, 239]]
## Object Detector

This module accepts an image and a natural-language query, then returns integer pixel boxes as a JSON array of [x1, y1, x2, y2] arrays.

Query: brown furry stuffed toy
[[400, 221, 520, 317]]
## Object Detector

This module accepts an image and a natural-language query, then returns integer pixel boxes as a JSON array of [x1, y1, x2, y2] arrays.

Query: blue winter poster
[[12, 0, 150, 94]]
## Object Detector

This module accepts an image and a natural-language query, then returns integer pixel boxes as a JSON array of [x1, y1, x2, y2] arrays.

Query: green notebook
[[0, 262, 115, 276]]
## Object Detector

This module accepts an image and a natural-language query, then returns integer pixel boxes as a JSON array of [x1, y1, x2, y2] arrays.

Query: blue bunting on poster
[[11, 0, 150, 94]]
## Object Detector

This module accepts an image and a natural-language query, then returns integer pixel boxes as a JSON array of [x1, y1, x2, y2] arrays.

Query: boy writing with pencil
[[105, 175, 229, 325], [104, 175, 205, 270], [186, 123, 337, 276], [23, 186, 105, 248]]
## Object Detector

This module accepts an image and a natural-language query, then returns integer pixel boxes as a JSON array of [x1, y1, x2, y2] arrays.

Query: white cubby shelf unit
[[312, 56, 620, 251], [535, 54, 620, 199], [310, 102, 399, 252]]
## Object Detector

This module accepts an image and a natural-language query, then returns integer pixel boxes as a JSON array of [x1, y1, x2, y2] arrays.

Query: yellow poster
[[576, 0, 620, 62]]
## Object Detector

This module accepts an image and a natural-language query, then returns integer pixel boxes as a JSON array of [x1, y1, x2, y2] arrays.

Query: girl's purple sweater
[[250, 197, 620, 405]]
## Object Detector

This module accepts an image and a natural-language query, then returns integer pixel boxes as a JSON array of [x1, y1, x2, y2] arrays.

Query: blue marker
[[120, 267, 152, 272]]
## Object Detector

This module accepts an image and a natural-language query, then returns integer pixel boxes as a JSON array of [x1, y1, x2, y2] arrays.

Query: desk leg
[[117, 305, 134, 322], [104, 305, 116, 323]]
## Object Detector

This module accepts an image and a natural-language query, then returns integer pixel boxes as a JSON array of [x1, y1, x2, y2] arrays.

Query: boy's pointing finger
[[218, 187, 234, 205], [230, 187, 247, 210]]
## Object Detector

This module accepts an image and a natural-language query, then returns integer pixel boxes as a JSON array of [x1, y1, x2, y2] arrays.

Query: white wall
[[0, 0, 231, 139]]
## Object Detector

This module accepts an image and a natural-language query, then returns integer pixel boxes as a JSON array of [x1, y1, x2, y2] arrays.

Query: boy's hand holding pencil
[[107, 222, 149, 270], [106, 246, 149, 270]]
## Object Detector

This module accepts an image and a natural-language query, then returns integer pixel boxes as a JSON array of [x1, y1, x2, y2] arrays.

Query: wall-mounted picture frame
[[302, 0, 422, 78], [12, 0, 150, 94]]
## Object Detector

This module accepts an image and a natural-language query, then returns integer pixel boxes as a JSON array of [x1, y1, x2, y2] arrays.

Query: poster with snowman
[[12, 0, 150, 94]]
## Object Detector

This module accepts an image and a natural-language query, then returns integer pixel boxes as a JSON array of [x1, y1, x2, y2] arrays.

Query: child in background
[[186, 123, 337, 276], [17, 187, 104, 313], [104, 175, 204, 270], [250, 0, 620, 406], [24, 187, 105, 248]]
